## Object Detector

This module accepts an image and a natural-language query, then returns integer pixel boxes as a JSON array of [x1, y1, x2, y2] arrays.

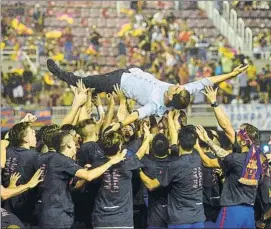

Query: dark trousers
[[62, 69, 127, 94]]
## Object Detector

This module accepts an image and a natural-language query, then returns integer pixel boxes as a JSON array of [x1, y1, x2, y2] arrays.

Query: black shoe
[[47, 58, 64, 79], [47, 58, 80, 86]]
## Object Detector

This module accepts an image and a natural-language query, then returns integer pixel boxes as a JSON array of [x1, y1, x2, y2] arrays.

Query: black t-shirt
[[202, 152, 221, 207], [2, 147, 38, 213], [141, 155, 173, 226], [159, 152, 205, 225], [92, 156, 143, 227], [35, 151, 56, 199], [219, 153, 258, 206], [39, 153, 81, 228], [124, 138, 146, 206]]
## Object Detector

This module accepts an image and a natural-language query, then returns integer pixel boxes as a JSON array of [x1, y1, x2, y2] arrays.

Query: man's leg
[[215, 206, 255, 228], [47, 59, 125, 93]]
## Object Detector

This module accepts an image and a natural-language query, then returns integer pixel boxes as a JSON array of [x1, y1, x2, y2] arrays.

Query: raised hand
[[76, 79, 89, 94], [202, 86, 218, 104], [8, 172, 21, 188], [20, 113, 37, 123], [113, 84, 126, 101], [110, 149, 127, 165], [231, 64, 249, 76], [196, 125, 210, 142], [143, 122, 152, 140], [27, 169, 44, 189]]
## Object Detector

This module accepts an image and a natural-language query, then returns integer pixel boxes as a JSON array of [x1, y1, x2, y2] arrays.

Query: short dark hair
[[61, 124, 77, 132], [100, 132, 123, 156], [151, 133, 169, 157], [52, 131, 71, 152], [76, 119, 95, 138], [9, 122, 31, 147], [169, 90, 191, 110], [178, 125, 197, 151], [43, 126, 61, 149]]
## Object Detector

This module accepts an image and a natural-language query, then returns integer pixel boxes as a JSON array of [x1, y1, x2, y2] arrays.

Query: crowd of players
[[1, 78, 271, 229]]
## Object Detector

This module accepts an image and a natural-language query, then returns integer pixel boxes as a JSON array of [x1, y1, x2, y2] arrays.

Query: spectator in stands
[[247, 59, 257, 80], [89, 25, 102, 52], [257, 73, 269, 104], [215, 61, 223, 76], [238, 71, 249, 102], [33, 3, 44, 32]]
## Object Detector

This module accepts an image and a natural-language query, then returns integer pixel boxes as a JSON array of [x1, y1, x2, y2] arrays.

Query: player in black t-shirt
[[2, 122, 39, 225], [39, 131, 126, 229], [140, 125, 205, 228], [140, 133, 173, 229], [75, 119, 105, 228], [198, 130, 222, 225], [197, 85, 270, 228], [91, 125, 151, 229]]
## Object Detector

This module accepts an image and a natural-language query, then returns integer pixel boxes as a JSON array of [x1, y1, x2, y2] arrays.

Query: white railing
[[198, 1, 253, 57], [1, 46, 39, 73]]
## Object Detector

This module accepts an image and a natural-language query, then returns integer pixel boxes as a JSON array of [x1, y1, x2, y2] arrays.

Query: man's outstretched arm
[[183, 65, 248, 95], [207, 64, 248, 85]]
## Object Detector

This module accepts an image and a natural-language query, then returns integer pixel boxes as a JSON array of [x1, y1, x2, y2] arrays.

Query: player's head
[[9, 122, 36, 148], [151, 133, 169, 157], [167, 87, 191, 110], [101, 129, 124, 156], [237, 123, 260, 149], [120, 124, 135, 142], [178, 125, 197, 152], [61, 124, 81, 148], [53, 131, 77, 159]]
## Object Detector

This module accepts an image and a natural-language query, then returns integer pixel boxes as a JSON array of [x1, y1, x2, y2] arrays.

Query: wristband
[[211, 101, 219, 107]]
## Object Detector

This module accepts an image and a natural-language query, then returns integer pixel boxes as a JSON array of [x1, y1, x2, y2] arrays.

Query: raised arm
[[207, 65, 249, 85], [102, 94, 115, 133], [75, 149, 127, 181], [136, 123, 152, 160], [114, 84, 129, 122], [203, 86, 235, 143], [61, 82, 88, 126], [76, 81, 92, 122], [196, 125, 231, 164], [168, 110, 178, 145], [183, 65, 248, 95]]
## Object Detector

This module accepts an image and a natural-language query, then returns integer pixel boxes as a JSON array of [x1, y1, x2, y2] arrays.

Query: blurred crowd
[[1, 1, 271, 107]]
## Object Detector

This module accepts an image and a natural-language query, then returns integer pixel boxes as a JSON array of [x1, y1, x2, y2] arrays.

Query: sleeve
[[60, 156, 82, 177], [141, 156, 157, 179], [183, 78, 213, 95], [124, 156, 143, 171], [136, 103, 157, 120], [218, 154, 235, 174]]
